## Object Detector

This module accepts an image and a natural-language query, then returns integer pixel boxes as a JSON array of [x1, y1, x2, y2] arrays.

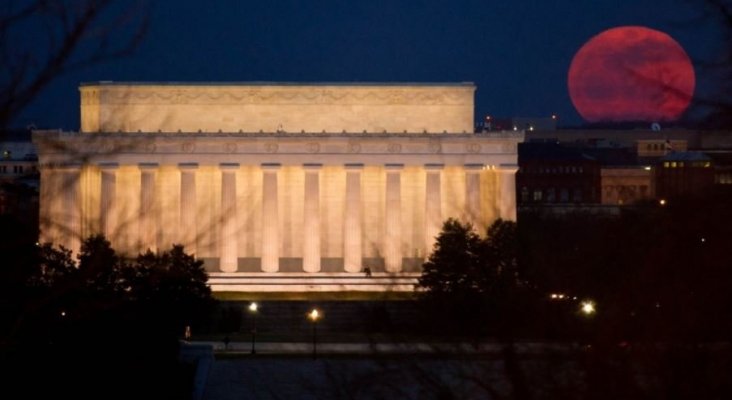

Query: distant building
[[600, 166, 654, 205], [655, 152, 714, 200], [706, 150, 732, 185], [480, 116, 558, 132], [0, 130, 39, 218], [516, 142, 600, 206], [637, 139, 687, 158]]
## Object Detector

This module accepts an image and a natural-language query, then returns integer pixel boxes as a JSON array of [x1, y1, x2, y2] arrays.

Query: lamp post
[[249, 302, 258, 354], [308, 308, 320, 359], [580, 300, 596, 316]]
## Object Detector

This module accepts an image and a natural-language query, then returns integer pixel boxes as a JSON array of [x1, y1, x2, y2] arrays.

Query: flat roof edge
[[80, 81, 476, 88]]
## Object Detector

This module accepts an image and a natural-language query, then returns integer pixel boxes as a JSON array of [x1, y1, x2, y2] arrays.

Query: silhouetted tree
[[2, 234, 212, 399], [417, 218, 527, 335], [418, 218, 485, 298]]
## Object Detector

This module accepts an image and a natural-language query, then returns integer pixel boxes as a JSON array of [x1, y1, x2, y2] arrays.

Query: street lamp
[[580, 300, 596, 316], [249, 302, 258, 354], [308, 308, 320, 359]]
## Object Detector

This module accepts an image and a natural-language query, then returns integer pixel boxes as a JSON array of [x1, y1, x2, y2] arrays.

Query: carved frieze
[[224, 143, 237, 153], [306, 143, 320, 153], [87, 85, 474, 106], [428, 142, 442, 154], [387, 143, 402, 154], [466, 143, 482, 153], [265, 143, 278, 153], [347, 143, 361, 154]]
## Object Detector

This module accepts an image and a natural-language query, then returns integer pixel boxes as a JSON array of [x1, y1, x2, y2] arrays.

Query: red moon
[[568, 26, 695, 123]]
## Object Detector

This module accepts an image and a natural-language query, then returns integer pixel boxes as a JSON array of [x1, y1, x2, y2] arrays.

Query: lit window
[[704, 162, 711, 168], [671, 162, 677, 168], [663, 162, 669, 168], [533, 190, 543, 202]]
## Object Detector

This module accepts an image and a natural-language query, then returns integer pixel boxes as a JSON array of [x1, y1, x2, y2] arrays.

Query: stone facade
[[80, 83, 475, 134], [35, 82, 522, 292]]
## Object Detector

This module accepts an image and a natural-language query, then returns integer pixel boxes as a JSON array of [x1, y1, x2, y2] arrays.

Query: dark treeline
[[0, 226, 213, 400], [415, 186, 732, 399]]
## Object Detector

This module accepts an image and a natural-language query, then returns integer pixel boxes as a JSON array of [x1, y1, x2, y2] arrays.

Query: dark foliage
[[519, 186, 732, 343], [1, 232, 213, 399], [417, 218, 532, 336]]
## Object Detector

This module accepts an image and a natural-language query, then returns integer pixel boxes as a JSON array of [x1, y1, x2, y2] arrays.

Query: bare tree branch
[[0, 0, 149, 130]]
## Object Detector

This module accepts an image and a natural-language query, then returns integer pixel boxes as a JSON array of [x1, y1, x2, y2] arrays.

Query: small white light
[[581, 301, 596, 315], [249, 302, 258, 312]]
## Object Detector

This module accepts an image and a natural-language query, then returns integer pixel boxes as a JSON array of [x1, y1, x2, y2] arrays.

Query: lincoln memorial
[[33, 82, 523, 292]]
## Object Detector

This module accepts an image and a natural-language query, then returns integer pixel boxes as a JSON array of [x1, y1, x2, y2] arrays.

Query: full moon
[[568, 26, 695, 123]]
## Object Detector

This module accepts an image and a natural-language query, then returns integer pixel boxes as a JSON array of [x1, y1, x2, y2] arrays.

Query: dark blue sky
[[17, 0, 723, 130]]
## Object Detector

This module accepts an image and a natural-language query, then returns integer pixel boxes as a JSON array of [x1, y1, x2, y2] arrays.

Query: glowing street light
[[309, 308, 321, 359], [580, 300, 596, 316], [249, 302, 258, 354]]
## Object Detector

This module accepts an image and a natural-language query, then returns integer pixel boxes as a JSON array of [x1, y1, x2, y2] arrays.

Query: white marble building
[[33, 82, 522, 292]]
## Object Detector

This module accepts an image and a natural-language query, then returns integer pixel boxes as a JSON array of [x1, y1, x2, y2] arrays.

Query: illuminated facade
[[34, 82, 522, 292]]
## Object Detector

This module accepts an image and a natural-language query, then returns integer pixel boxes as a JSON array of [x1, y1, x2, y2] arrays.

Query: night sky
[[16, 0, 723, 130]]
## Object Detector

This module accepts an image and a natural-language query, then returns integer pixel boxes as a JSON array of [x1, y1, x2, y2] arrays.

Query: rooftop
[[661, 151, 711, 162], [80, 81, 475, 87]]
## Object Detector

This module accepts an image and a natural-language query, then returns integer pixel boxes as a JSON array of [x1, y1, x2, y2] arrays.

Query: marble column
[[179, 163, 198, 255], [498, 164, 519, 221], [384, 164, 403, 272], [424, 164, 443, 256], [220, 163, 239, 272], [465, 164, 483, 228], [38, 167, 54, 244], [343, 164, 363, 273], [303, 164, 322, 273], [261, 163, 280, 272], [139, 163, 158, 253], [99, 163, 118, 242], [61, 164, 81, 254]]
